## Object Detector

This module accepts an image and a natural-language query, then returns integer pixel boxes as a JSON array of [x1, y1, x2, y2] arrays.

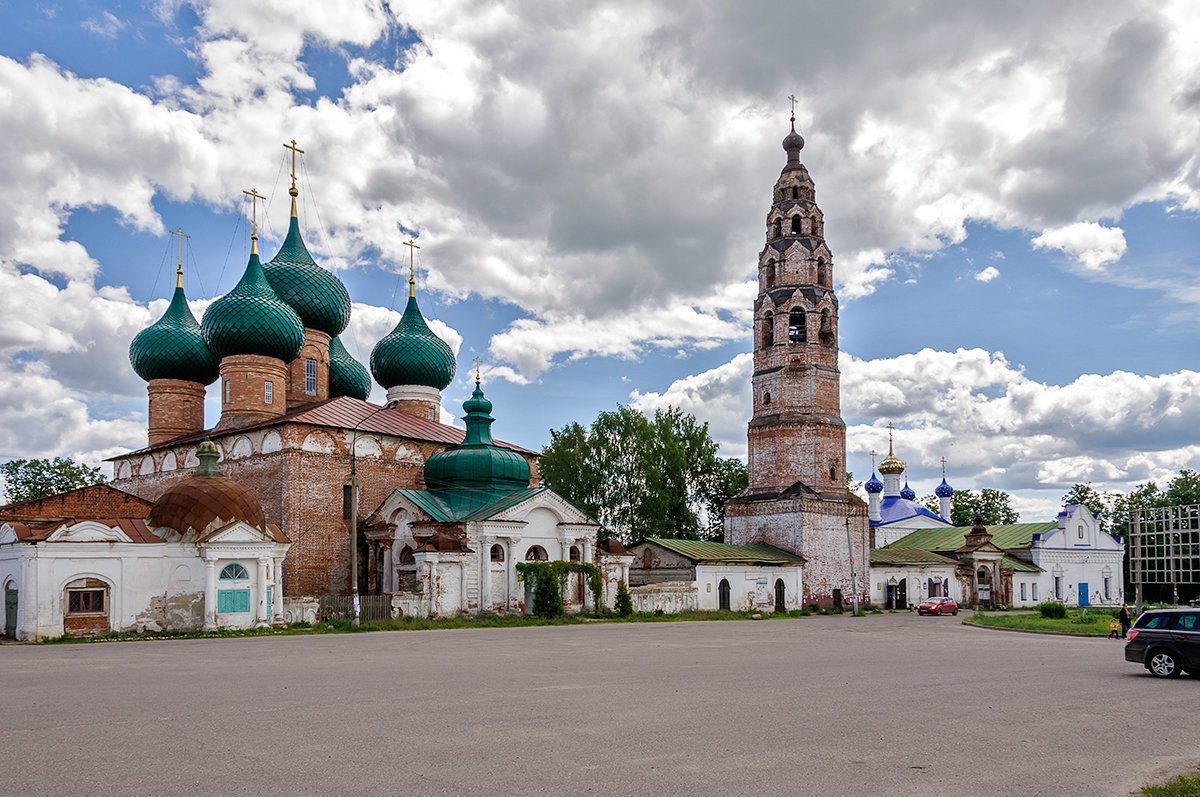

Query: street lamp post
[[348, 404, 392, 627]]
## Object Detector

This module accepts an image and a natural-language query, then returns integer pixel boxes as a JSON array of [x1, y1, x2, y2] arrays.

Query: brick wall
[[0, 484, 153, 520], [147, 379, 207, 446], [215, 355, 289, 431], [285, 329, 331, 410]]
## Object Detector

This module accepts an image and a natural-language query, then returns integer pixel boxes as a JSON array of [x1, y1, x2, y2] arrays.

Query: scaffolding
[[1128, 502, 1200, 610]]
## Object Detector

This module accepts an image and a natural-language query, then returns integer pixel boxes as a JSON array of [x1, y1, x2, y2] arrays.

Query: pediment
[[200, 520, 274, 545], [0, 523, 18, 545], [46, 520, 133, 543], [487, 489, 597, 526]]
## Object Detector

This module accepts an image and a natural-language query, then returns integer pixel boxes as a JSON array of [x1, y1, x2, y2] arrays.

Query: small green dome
[[201, 250, 305, 362], [424, 382, 530, 492], [129, 285, 219, 384], [370, 293, 456, 390], [329, 336, 371, 400], [263, 216, 352, 336]]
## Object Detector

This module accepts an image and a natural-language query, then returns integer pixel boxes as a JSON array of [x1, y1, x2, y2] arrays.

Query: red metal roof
[[5, 518, 160, 544], [111, 395, 539, 458]]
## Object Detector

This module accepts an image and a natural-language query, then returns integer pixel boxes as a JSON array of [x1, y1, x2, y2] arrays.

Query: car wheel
[[952, 608, 958, 616], [1147, 649, 1182, 678], [934, 608, 941, 616]]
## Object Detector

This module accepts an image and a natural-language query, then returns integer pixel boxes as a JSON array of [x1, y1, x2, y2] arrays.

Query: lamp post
[[348, 403, 392, 627]]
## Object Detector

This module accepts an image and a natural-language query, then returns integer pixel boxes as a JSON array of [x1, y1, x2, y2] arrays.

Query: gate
[[318, 594, 394, 622]]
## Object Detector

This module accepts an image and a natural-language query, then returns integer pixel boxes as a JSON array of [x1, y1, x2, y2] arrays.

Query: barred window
[[305, 358, 317, 395], [67, 589, 105, 614], [265, 381, 274, 404]]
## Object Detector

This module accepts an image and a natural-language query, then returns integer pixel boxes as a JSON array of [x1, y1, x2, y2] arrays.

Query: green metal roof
[[328, 336, 371, 400], [129, 285, 219, 384], [370, 292, 456, 390], [870, 548, 959, 566], [424, 382, 530, 493], [639, 537, 805, 564], [395, 486, 549, 523], [264, 215, 352, 336], [201, 251, 305, 361], [884, 522, 1058, 553], [1002, 554, 1043, 573]]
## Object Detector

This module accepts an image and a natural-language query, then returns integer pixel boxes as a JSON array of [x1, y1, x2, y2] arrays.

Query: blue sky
[[2, 1, 1199, 521]]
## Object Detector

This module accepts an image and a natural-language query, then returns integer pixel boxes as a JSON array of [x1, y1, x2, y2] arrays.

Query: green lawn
[[1143, 774, 1200, 796], [963, 609, 1117, 635]]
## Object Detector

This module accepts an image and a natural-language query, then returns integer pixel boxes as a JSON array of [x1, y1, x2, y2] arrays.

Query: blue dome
[[900, 481, 916, 501], [864, 472, 883, 494], [935, 478, 954, 498]]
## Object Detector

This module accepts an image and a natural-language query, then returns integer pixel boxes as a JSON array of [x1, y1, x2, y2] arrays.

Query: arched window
[[791, 214, 803, 234], [525, 546, 548, 561], [816, 258, 827, 287], [569, 546, 580, 562], [398, 546, 415, 565], [718, 578, 731, 611], [490, 544, 505, 562], [764, 258, 775, 288], [819, 309, 833, 344], [772, 218, 782, 238], [792, 186, 800, 200], [219, 563, 249, 580], [830, 462, 838, 482], [762, 312, 774, 348], [763, 391, 771, 405], [788, 308, 806, 343], [774, 579, 785, 612]]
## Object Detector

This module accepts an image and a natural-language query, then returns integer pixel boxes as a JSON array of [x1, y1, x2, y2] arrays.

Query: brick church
[[724, 115, 871, 605]]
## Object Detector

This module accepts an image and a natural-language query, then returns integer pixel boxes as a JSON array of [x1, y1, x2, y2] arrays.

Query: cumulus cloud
[[974, 266, 1000, 282], [1032, 222, 1127, 271]]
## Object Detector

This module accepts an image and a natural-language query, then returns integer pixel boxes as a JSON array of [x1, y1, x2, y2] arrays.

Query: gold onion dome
[[878, 445, 905, 475], [129, 283, 219, 385], [263, 214, 352, 337], [201, 248, 305, 362], [148, 441, 266, 541]]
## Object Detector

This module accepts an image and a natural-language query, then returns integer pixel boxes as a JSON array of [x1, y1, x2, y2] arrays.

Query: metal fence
[[317, 594, 394, 623], [1129, 503, 1200, 605]]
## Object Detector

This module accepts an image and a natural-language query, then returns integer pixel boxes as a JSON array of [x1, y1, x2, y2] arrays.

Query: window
[[830, 462, 837, 482], [817, 258, 827, 286], [819, 309, 833, 344], [67, 589, 104, 614], [1020, 582, 1027, 601], [490, 544, 505, 562], [1103, 577, 1111, 600], [764, 258, 775, 288], [791, 214, 803, 234], [525, 546, 548, 561], [569, 546, 580, 562], [398, 546, 415, 565], [763, 392, 771, 405], [762, 312, 774, 347], [305, 358, 317, 395], [1078, 524, 1084, 539], [264, 381, 274, 404], [1054, 576, 1063, 600], [224, 380, 230, 403], [772, 219, 782, 237], [1178, 613, 1199, 631], [788, 308, 806, 342], [1032, 583, 1038, 601], [220, 563, 250, 580], [217, 589, 251, 613]]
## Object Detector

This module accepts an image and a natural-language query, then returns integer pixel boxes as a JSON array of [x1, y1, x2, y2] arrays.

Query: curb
[[961, 619, 1110, 639]]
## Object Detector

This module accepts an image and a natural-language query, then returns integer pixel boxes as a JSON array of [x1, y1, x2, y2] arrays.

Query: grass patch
[[964, 609, 1114, 635], [1143, 774, 1200, 796]]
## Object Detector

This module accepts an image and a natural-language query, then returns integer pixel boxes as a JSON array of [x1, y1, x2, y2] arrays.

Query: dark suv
[[1124, 609, 1200, 678]]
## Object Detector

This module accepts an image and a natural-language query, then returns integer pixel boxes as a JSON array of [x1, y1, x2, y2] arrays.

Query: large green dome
[[201, 249, 305, 362], [263, 215, 352, 336], [329, 336, 371, 400], [129, 285, 219, 385], [370, 292, 456, 390], [424, 381, 530, 492]]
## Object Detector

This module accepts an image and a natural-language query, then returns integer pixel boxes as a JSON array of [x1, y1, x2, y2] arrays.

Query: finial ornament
[[243, 188, 266, 254], [403, 238, 420, 298], [283, 139, 304, 213], [941, 456, 947, 478], [169, 227, 190, 289], [788, 93, 797, 126], [473, 356, 482, 384], [887, 422, 895, 453], [871, 449, 876, 471]]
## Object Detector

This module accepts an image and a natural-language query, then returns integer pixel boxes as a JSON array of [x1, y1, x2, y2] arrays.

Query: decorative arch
[[762, 311, 774, 348], [301, 431, 336, 454], [230, 436, 253, 459], [788, 308, 806, 343], [525, 545, 548, 561], [160, 451, 177, 472], [816, 258, 827, 287], [772, 218, 782, 238], [353, 435, 383, 459], [139, 455, 155, 476], [764, 258, 776, 288], [261, 430, 283, 455]]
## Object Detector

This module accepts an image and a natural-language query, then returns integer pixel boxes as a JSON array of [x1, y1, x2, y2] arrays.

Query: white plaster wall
[[694, 565, 803, 612], [869, 565, 959, 607]]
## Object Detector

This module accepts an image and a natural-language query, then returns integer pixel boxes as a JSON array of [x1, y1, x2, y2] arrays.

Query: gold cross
[[473, 356, 482, 383], [403, 238, 420, 297], [169, 227, 190, 288], [870, 449, 876, 471], [243, 188, 265, 252], [941, 456, 947, 478], [283, 139, 304, 190]]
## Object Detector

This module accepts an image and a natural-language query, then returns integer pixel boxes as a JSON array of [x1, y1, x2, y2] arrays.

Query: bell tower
[[724, 111, 868, 606], [747, 113, 845, 496]]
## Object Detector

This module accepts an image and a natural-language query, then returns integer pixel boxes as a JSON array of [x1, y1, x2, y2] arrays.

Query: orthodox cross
[[283, 139, 304, 191], [169, 227, 190, 287], [473, 356, 482, 383], [887, 421, 895, 449], [870, 449, 876, 471], [403, 238, 420, 296], [941, 456, 948, 479], [788, 93, 797, 122], [243, 188, 265, 235]]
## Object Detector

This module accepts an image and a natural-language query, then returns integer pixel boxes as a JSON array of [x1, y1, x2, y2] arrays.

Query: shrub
[[615, 580, 633, 617], [1037, 602, 1067, 619]]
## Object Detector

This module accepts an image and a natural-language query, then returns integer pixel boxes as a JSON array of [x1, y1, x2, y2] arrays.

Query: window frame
[[67, 588, 105, 615], [219, 562, 250, 581], [264, 380, 274, 404], [304, 358, 317, 395]]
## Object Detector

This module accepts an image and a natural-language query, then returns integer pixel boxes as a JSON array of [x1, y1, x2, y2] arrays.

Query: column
[[382, 547, 393, 593], [272, 557, 284, 622], [581, 539, 595, 612], [507, 539, 521, 613], [480, 536, 494, 613], [256, 558, 269, 626], [204, 558, 217, 630]]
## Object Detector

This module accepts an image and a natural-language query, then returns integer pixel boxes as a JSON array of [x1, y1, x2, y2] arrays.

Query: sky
[[1, 0, 1199, 521]]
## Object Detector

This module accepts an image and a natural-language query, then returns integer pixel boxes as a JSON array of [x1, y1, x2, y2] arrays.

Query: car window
[[1179, 613, 1200, 631], [1138, 614, 1176, 630]]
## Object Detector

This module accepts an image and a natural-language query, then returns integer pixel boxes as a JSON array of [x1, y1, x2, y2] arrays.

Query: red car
[[917, 597, 959, 616]]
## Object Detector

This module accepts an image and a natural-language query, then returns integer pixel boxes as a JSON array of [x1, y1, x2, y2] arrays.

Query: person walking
[[1119, 603, 1132, 639], [1108, 617, 1121, 639]]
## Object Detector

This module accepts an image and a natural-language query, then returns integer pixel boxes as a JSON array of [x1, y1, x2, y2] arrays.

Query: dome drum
[[386, 384, 442, 423], [147, 379, 207, 446], [213, 355, 290, 431], [284, 328, 332, 410]]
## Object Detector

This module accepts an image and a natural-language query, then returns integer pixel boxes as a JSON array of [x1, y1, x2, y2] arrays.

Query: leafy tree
[[946, 488, 1019, 526], [541, 405, 738, 542], [0, 457, 106, 505], [1061, 482, 1116, 534], [919, 494, 941, 516]]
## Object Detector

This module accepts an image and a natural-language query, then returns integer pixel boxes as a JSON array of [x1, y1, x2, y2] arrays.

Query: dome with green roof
[[329, 336, 371, 400], [263, 215, 352, 337], [129, 283, 219, 385], [201, 247, 305, 362], [424, 381, 530, 493], [370, 290, 456, 390]]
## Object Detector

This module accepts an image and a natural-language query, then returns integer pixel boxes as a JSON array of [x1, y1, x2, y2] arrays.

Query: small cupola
[[423, 378, 530, 493]]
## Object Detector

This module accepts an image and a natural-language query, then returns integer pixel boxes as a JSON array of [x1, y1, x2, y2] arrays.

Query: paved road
[[1, 614, 1195, 796]]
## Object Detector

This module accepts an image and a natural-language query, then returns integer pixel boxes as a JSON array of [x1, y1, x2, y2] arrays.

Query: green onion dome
[[201, 249, 305, 362], [424, 381, 530, 492], [329, 336, 371, 400], [370, 291, 456, 390], [129, 284, 219, 384], [263, 215, 352, 336]]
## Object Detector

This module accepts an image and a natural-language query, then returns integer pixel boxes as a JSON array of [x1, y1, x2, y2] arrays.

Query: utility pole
[[845, 515, 859, 616], [348, 404, 391, 626]]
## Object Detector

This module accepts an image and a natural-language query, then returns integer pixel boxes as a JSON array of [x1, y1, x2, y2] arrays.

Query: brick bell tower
[[724, 111, 869, 606]]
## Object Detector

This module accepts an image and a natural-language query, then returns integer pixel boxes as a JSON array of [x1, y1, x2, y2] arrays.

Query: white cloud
[[628, 353, 752, 458], [974, 265, 1001, 282], [1031, 222, 1128, 271], [82, 12, 129, 39]]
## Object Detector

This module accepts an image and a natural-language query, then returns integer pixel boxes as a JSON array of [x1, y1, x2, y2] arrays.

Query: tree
[[946, 488, 1019, 526], [0, 457, 107, 505], [1062, 482, 1116, 534], [541, 405, 737, 542]]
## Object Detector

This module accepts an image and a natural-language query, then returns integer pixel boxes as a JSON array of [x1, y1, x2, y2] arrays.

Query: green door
[[4, 588, 17, 639]]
